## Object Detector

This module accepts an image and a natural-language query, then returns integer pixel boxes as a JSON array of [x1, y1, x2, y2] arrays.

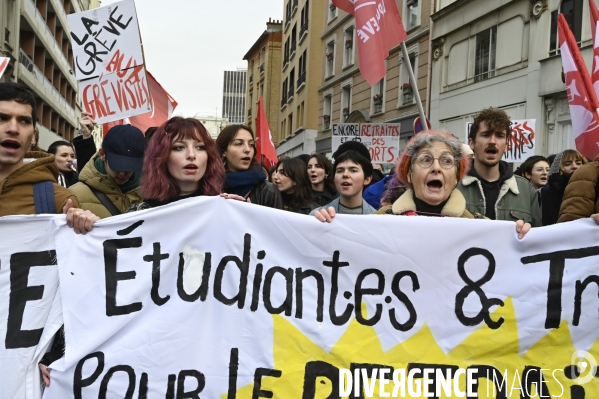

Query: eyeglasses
[[414, 154, 455, 169], [534, 167, 550, 173]]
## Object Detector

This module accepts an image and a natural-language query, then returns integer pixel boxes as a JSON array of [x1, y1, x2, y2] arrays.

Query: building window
[[343, 26, 355, 67], [297, 50, 307, 90], [371, 78, 385, 115], [283, 39, 290, 69], [289, 112, 294, 135], [290, 24, 297, 59], [323, 94, 332, 130], [341, 84, 352, 121], [399, 52, 417, 106], [326, 40, 335, 78], [474, 26, 496, 83], [549, 0, 583, 55], [328, 1, 337, 22], [300, 1, 309, 42], [404, 0, 420, 30], [260, 47, 265, 74], [285, 1, 292, 27], [281, 78, 288, 107], [289, 68, 295, 101]]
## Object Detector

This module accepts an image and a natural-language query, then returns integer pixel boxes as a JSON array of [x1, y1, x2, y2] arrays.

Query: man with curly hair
[[457, 107, 541, 226]]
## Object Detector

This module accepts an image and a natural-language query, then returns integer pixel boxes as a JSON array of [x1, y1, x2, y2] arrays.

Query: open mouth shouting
[[485, 147, 498, 158], [184, 163, 199, 174], [0, 139, 22, 154], [426, 178, 443, 192]]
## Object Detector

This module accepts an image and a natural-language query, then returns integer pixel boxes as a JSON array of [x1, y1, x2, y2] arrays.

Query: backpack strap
[[85, 183, 122, 216], [33, 181, 56, 214]]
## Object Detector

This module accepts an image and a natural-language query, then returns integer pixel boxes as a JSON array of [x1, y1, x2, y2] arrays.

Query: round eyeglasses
[[414, 154, 455, 169]]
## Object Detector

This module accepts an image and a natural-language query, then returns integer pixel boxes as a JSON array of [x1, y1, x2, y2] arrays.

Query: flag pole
[[401, 42, 428, 131]]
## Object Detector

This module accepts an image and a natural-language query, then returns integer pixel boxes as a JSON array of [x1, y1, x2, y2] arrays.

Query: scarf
[[223, 166, 266, 197], [94, 157, 141, 193]]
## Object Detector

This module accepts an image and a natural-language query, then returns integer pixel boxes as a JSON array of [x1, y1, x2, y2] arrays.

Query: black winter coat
[[248, 180, 283, 209], [541, 173, 572, 226]]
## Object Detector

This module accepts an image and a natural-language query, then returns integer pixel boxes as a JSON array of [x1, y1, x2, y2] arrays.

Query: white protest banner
[[0, 57, 9, 79], [332, 123, 400, 163], [34, 197, 599, 398], [0, 216, 63, 399], [67, 0, 151, 123], [466, 119, 536, 163]]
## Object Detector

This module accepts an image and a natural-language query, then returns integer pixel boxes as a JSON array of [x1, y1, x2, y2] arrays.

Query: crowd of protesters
[[3, 81, 599, 387]]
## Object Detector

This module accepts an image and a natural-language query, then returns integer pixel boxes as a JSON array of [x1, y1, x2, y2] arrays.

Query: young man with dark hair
[[457, 107, 541, 226], [311, 149, 376, 221], [0, 82, 77, 216]]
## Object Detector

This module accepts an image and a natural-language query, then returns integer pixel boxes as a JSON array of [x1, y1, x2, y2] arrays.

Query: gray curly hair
[[405, 130, 464, 164]]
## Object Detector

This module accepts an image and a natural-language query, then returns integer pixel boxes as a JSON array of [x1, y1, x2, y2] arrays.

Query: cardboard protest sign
[[0, 57, 9, 79], [466, 119, 536, 163], [0, 216, 63, 399], [332, 123, 400, 163], [67, 0, 151, 124], [22, 198, 597, 398]]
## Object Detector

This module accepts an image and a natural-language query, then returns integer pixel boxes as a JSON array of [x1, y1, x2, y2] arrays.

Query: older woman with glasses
[[377, 131, 531, 238]]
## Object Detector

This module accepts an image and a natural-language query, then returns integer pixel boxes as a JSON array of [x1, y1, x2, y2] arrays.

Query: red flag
[[255, 96, 278, 167], [332, 0, 407, 86], [590, 0, 599, 99], [0, 57, 9, 79], [102, 71, 178, 135], [558, 13, 599, 159]]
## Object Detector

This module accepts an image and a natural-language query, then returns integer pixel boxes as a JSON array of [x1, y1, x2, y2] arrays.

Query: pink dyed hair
[[141, 117, 225, 202]]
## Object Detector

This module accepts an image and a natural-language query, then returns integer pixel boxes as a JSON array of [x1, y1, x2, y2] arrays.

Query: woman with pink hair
[[129, 117, 225, 211], [376, 131, 530, 238]]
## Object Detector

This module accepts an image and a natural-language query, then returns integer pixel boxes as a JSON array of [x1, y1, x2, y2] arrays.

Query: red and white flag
[[103, 71, 178, 135], [255, 96, 278, 168], [0, 57, 9, 79], [558, 13, 599, 160], [332, 0, 407, 86], [589, 0, 599, 99]]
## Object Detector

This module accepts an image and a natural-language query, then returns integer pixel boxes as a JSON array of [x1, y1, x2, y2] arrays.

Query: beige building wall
[[317, 0, 432, 156], [244, 20, 283, 145], [276, 0, 325, 156], [1, 0, 91, 147]]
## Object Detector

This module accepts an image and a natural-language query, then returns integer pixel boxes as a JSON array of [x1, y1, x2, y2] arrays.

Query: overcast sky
[[100, 0, 283, 118]]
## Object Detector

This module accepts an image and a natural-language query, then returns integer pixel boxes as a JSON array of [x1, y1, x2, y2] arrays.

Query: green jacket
[[457, 174, 542, 227], [69, 153, 143, 219]]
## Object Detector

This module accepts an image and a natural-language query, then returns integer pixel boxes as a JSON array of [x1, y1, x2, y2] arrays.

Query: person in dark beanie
[[333, 140, 382, 186], [69, 124, 146, 218]]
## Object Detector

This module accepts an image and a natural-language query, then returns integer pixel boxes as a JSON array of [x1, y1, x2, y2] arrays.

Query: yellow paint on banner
[[225, 299, 599, 398]]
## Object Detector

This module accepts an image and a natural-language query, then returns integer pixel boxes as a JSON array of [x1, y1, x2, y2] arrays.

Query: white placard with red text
[[332, 123, 400, 164], [465, 119, 536, 163]]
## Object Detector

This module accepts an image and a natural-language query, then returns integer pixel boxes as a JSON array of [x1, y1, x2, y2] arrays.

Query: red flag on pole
[[558, 13, 599, 160], [332, 0, 407, 86], [102, 71, 178, 135], [255, 96, 278, 167], [589, 0, 599, 99]]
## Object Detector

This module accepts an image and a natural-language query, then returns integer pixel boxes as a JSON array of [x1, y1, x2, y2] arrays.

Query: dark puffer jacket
[[558, 161, 599, 223], [541, 172, 572, 225]]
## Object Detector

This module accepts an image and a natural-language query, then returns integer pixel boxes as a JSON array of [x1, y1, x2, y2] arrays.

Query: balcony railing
[[290, 40, 297, 57], [283, 52, 289, 68], [249, 74, 253, 84], [297, 71, 306, 88], [247, 108, 252, 117], [19, 48, 76, 119], [299, 20, 308, 41], [281, 96, 287, 107], [259, 64, 265, 74], [24, 0, 72, 76], [292, 0, 298, 13], [288, 86, 294, 101]]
